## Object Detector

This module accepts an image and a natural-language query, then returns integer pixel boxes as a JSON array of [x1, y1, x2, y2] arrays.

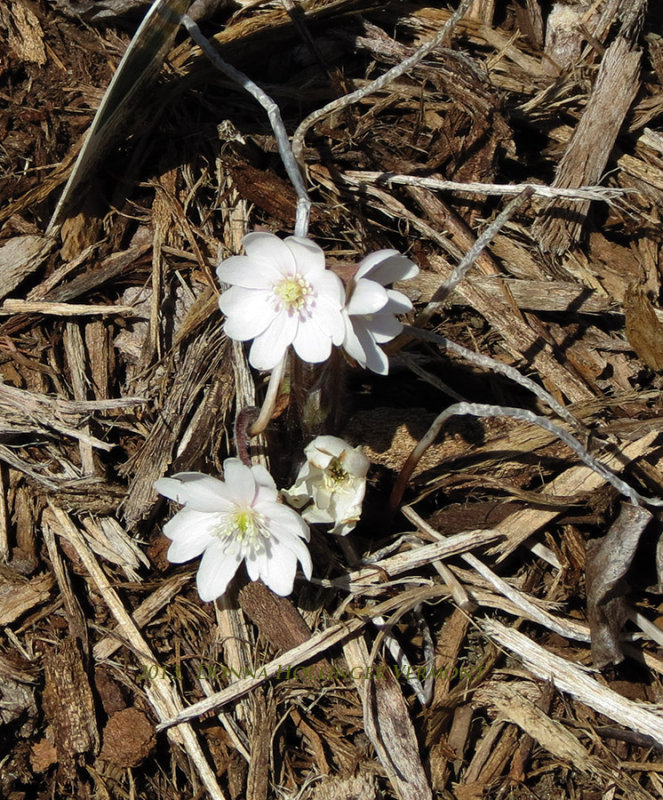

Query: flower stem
[[248, 355, 287, 437], [182, 15, 311, 236], [390, 401, 658, 511]]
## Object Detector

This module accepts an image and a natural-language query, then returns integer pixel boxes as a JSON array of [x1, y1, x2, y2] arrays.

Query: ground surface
[[2, 0, 663, 798]]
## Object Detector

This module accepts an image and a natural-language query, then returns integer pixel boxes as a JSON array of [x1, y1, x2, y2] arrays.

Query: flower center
[[325, 457, 350, 489], [273, 274, 313, 313], [216, 507, 270, 554]]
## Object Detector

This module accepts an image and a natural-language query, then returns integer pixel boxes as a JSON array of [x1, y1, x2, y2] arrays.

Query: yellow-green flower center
[[273, 274, 311, 312], [325, 457, 350, 488], [216, 508, 269, 551]]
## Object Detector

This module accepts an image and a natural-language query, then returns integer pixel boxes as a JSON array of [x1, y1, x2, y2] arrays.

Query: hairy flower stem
[[234, 407, 260, 465], [182, 15, 310, 236], [248, 355, 287, 437]]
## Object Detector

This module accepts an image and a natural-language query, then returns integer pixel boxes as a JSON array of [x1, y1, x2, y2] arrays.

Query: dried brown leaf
[[586, 503, 653, 668]]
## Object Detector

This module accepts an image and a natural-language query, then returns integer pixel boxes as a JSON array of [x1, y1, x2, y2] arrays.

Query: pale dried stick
[[483, 618, 663, 748], [337, 532, 430, 704], [419, 187, 534, 308], [291, 0, 473, 166], [342, 171, 633, 202], [403, 326, 581, 430], [391, 402, 661, 511], [45, 504, 228, 800], [402, 506, 589, 642]]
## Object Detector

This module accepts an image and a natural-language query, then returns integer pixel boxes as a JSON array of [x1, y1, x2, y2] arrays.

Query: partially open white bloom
[[341, 250, 419, 375], [217, 232, 346, 371], [284, 435, 370, 536], [155, 459, 312, 602]]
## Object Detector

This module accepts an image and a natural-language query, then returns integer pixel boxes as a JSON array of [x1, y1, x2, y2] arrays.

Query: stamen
[[273, 274, 313, 312]]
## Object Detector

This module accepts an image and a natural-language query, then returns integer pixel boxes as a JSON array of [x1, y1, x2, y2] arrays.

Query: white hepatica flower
[[284, 435, 370, 536], [342, 250, 419, 375], [155, 459, 312, 602], [217, 232, 346, 371]]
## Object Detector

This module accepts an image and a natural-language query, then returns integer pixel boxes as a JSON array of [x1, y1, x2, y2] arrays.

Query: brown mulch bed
[[2, 0, 663, 798]]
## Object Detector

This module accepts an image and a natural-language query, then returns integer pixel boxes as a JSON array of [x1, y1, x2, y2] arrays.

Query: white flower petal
[[216, 255, 281, 288], [341, 311, 367, 364], [362, 313, 403, 344], [306, 435, 345, 458], [292, 319, 333, 364], [279, 535, 313, 580], [155, 474, 235, 511], [284, 236, 326, 274], [310, 269, 346, 307], [249, 311, 298, 370], [163, 508, 217, 559], [243, 231, 297, 275], [341, 447, 370, 476], [251, 463, 278, 492], [219, 287, 277, 340], [346, 278, 390, 315], [197, 542, 243, 602], [222, 459, 258, 505], [261, 545, 298, 595], [384, 288, 413, 315], [245, 548, 268, 582], [353, 320, 390, 374], [264, 503, 311, 541], [302, 505, 335, 525], [354, 249, 400, 280], [357, 251, 419, 284]]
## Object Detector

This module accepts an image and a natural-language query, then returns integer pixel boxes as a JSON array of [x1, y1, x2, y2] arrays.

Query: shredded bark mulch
[[2, 1, 663, 798]]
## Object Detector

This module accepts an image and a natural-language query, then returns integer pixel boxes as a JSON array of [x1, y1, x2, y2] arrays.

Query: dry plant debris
[[2, 0, 663, 798]]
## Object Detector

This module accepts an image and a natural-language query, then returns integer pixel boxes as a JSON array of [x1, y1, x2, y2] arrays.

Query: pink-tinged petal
[[308, 296, 345, 345], [292, 319, 333, 364], [284, 236, 326, 274], [363, 313, 403, 343], [357, 251, 418, 284], [249, 311, 298, 370], [346, 278, 389, 315], [155, 474, 235, 511], [222, 459, 257, 505], [341, 320, 367, 365], [217, 254, 282, 288], [353, 321, 389, 374], [243, 232, 297, 276], [261, 546, 298, 595], [384, 289, 413, 315], [197, 542, 243, 602], [309, 268, 345, 306], [219, 287, 277, 341], [354, 250, 400, 280], [163, 509, 217, 559]]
